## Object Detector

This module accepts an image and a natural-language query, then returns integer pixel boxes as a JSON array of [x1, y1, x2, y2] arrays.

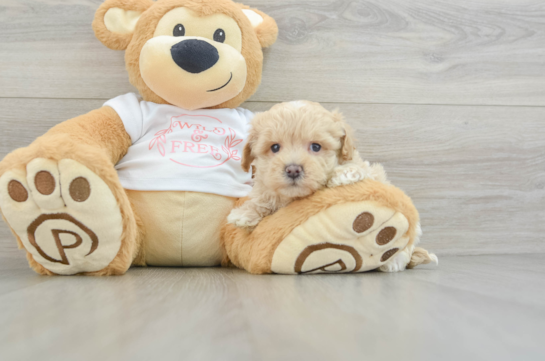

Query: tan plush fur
[[222, 179, 420, 274], [93, 0, 155, 51], [228, 101, 384, 229], [236, 4, 278, 48]]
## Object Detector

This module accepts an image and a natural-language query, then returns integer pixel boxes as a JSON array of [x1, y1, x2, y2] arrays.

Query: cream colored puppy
[[227, 101, 388, 229]]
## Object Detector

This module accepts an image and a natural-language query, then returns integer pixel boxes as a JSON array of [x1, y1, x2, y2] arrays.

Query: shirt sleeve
[[103, 93, 144, 144], [238, 108, 255, 124]]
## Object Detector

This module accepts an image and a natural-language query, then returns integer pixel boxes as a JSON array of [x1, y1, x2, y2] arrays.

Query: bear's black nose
[[170, 39, 219, 74]]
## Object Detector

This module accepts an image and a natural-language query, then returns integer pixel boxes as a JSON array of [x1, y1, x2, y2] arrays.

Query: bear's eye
[[310, 143, 322, 152], [213, 29, 226, 43], [173, 24, 185, 37], [271, 144, 281, 153]]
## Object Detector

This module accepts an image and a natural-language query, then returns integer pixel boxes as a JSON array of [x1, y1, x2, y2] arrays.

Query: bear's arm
[[44, 106, 131, 165]]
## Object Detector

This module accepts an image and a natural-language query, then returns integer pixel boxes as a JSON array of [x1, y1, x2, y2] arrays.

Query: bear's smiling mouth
[[207, 72, 233, 92]]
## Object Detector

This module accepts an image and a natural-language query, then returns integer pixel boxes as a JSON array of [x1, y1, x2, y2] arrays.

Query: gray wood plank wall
[[0, 0, 544, 257]]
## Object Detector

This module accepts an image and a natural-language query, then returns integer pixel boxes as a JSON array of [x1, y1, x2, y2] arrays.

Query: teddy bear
[[0, 0, 436, 276]]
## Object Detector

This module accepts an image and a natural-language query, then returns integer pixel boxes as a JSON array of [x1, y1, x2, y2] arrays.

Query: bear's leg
[[268, 201, 412, 274], [127, 190, 235, 267], [0, 158, 139, 275], [222, 180, 435, 274]]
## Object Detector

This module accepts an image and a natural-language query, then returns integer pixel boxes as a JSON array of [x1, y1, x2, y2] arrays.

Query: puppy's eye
[[213, 29, 226, 43], [271, 144, 281, 153], [311, 143, 322, 152], [173, 24, 185, 37]]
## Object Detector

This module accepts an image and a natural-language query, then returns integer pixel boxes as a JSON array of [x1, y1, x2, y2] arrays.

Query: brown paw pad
[[8, 180, 28, 202], [381, 248, 399, 262], [69, 177, 91, 202], [376, 226, 396, 245], [353, 212, 374, 233], [35, 171, 56, 195]]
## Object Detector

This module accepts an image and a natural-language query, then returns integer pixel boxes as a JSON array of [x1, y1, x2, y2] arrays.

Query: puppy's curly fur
[[228, 101, 388, 229]]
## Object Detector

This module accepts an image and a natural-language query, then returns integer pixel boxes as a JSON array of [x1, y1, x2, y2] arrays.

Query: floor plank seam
[[1, 96, 545, 109]]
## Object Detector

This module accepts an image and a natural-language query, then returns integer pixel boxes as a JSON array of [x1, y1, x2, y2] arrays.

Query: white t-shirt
[[104, 93, 253, 198]]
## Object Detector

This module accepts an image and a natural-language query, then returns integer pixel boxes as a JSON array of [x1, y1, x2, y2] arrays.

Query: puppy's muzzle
[[285, 164, 304, 180], [171, 39, 219, 74]]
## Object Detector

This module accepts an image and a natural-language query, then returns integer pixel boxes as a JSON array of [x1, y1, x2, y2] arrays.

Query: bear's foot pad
[[271, 201, 410, 274], [0, 159, 123, 275]]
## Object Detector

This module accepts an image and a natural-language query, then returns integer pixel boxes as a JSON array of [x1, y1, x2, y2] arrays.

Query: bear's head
[[93, 0, 278, 110]]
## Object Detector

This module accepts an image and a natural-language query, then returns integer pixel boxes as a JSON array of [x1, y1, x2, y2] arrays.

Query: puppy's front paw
[[227, 208, 262, 229], [327, 165, 368, 188]]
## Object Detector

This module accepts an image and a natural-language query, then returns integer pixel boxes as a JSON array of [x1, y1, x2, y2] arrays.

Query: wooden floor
[[1, 253, 544, 360], [0, 0, 544, 359]]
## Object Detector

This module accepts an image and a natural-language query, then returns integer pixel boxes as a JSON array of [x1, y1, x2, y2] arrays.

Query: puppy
[[227, 101, 387, 229]]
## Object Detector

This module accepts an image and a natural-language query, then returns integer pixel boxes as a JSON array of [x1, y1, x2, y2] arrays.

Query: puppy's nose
[[285, 164, 304, 180], [171, 39, 219, 74]]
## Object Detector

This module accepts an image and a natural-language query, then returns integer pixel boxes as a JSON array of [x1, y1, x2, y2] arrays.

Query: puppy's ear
[[93, 0, 153, 50], [333, 111, 356, 163], [238, 5, 279, 48], [241, 132, 256, 173]]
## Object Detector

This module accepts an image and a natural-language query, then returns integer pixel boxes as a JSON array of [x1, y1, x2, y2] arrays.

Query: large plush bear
[[0, 0, 435, 276]]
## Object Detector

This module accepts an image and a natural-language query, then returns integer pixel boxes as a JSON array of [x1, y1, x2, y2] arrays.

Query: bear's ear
[[93, 0, 154, 50], [239, 6, 279, 48]]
